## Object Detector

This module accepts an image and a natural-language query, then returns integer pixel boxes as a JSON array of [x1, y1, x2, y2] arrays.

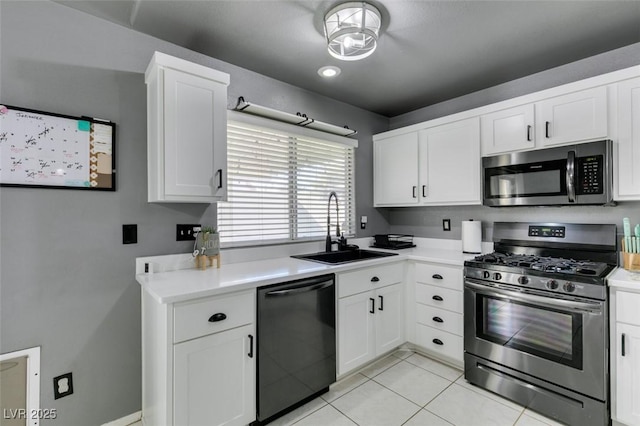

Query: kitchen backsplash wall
[[388, 203, 640, 249], [0, 2, 388, 425]]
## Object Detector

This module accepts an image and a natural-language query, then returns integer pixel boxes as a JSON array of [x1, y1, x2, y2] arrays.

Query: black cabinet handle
[[622, 333, 626, 357], [433, 339, 444, 346], [432, 295, 443, 301], [545, 121, 551, 138], [422, 185, 427, 197], [208, 313, 227, 322], [412, 186, 417, 198], [248, 334, 254, 358], [432, 274, 443, 280], [369, 298, 375, 314], [371, 276, 380, 283], [378, 295, 384, 311], [432, 316, 443, 323], [216, 169, 223, 189], [526, 125, 532, 141]]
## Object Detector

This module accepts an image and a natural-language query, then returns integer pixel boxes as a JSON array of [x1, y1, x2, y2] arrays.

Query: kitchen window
[[218, 113, 356, 246]]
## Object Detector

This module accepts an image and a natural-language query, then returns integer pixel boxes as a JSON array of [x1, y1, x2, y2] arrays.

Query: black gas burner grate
[[472, 252, 609, 277]]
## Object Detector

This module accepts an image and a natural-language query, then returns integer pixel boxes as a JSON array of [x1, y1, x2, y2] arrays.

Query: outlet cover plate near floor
[[53, 372, 73, 399]]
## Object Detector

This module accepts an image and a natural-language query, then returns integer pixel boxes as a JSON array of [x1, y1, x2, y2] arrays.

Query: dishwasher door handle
[[265, 281, 333, 297]]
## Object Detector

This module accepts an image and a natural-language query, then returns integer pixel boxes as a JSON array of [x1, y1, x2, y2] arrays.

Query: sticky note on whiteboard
[[78, 120, 91, 131]]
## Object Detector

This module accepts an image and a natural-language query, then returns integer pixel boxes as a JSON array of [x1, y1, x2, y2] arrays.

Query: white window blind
[[218, 118, 356, 246]]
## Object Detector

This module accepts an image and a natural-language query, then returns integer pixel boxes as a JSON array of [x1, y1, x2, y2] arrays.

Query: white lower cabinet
[[609, 271, 640, 426], [142, 289, 256, 426], [615, 322, 640, 425], [337, 263, 405, 376], [412, 262, 464, 365], [174, 324, 255, 426]]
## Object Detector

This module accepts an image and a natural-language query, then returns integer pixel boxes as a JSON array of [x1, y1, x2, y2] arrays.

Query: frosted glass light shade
[[324, 2, 382, 61]]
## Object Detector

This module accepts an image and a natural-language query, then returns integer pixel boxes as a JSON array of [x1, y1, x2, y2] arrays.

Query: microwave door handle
[[566, 150, 576, 203]]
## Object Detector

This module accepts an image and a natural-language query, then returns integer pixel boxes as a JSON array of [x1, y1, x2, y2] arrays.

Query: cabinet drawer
[[415, 263, 463, 290], [174, 291, 255, 343], [617, 291, 640, 326], [415, 324, 463, 363], [415, 284, 463, 313], [338, 262, 404, 298], [416, 304, 463, 336]]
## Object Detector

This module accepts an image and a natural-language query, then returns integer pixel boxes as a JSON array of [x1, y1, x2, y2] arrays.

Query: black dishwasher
[[256, 274, 336, 424]]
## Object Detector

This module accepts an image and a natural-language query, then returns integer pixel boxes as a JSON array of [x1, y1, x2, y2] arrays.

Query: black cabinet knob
[[432, 316, 444, 323], [432, 338, 444, 346], [208, 313, 227, 322], [432, 274, 443, 280], [371, 276, 380, 282], [432, 295, 443, 301]]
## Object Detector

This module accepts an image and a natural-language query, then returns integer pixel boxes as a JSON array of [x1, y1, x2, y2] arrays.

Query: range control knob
[[563, 282, 576, 293], [482, 271, 491, 279], [517, 276, 529, 285], [493, 272, 502, 281], [546, 279, 559, 290]]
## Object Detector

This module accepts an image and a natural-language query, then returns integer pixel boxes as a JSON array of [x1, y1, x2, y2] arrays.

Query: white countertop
[[608, 267, 640, 292], [136, 238, 484, 304]]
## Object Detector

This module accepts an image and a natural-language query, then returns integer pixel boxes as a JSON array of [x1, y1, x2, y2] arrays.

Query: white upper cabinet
[[373, 118, 481, 207], [481, 104, 535, 155], [616, 76, 640, 200], [146, 52, 230, 203], [418, 117, 481, 205], [537, 86, 608, 147], [373, 132, 420, 206]]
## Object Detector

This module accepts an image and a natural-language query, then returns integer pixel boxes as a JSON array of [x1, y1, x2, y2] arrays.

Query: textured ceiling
[[54, 0, 640, 117]]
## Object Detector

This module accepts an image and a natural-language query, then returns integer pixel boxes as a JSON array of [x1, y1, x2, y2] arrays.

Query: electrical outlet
[[53, 372, 73, 399], [443, 219, 451, 231], [177, 224, 201, 241]]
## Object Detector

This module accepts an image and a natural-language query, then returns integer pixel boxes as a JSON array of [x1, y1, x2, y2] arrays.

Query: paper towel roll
[[462, 220, 482, 254]]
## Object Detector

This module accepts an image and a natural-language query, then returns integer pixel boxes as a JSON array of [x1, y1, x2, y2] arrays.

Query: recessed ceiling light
[[318, 65, 341, 78]]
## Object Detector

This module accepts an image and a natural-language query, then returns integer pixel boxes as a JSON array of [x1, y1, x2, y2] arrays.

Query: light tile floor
[[129, 349, 566, 426], [268, 349, 566, 426]]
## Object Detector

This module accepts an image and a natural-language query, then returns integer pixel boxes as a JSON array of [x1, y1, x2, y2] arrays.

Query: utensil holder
[[621, 239, 640, 271]]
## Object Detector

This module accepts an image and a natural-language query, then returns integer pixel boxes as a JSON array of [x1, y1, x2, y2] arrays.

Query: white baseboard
[[101, 411, 141, 426]]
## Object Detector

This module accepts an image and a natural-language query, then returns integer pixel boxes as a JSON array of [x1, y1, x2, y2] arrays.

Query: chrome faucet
[[326, 191, 341, 252]]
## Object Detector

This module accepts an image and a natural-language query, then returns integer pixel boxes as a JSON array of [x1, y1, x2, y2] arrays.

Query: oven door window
[[485, 159, 567, 199], [476, 295, 583, 369]]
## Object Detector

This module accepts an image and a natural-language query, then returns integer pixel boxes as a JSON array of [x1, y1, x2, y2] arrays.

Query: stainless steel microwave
[[482, 140, 613, 207]]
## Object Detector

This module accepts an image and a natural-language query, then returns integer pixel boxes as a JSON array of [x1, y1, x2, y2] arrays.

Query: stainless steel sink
[[291, 249, 398, 264]]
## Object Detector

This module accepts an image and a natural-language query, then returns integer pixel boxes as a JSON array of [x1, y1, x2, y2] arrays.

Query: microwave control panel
[[577, 155, 603, 194]]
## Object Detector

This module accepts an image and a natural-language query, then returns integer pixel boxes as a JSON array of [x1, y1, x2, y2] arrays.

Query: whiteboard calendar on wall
[[0, 105, 116, 190]]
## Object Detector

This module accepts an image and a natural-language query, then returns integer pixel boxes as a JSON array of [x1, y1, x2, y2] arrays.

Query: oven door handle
[[465, 280, 603, 314]]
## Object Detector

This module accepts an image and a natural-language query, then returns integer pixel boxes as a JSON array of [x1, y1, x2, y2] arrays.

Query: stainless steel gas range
[[464, 222, 617, 426]]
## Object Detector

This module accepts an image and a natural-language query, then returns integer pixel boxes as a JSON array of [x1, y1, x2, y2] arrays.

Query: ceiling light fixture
[[324, 1, 382, 61], [318, 65, 342, 78]]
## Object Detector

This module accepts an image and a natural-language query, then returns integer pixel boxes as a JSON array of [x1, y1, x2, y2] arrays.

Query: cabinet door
[[615, 323, 640, 425], [338, 291, 376, 375], [373, 133, 419, 206], [537, 86, 608, 147], [481, 104, 535, 155], [174, 324, 255, 426], [163, 68, 227, 201], [617, 77, 640, 199], [419, 117, 481, 205], [375, 283, 405, 354]]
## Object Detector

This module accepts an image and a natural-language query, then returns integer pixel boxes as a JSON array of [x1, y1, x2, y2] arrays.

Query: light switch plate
[[443, 219, 451, 231]]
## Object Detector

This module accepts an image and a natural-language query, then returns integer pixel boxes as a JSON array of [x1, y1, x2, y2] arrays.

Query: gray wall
[[386, 42, 640, 243], [390, 42, 640, 130], [0, 1, 388, 425]]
